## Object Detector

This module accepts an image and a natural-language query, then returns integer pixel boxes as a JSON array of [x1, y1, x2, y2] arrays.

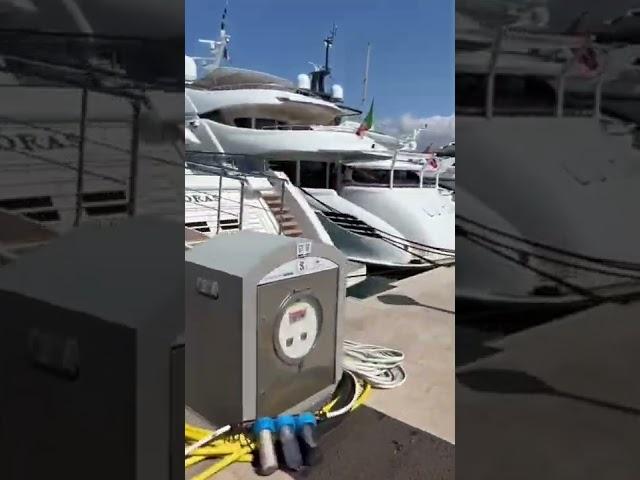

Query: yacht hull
[[456, 116, 640, 312]]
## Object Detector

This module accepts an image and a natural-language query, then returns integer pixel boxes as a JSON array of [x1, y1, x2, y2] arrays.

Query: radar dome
[[185, 55, 197, 82], [331, 84, 344, 101], [297, 73, 311, 90]]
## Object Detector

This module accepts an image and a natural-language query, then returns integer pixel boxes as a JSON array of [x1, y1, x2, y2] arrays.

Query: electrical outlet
[[275, 299, 320, 362]]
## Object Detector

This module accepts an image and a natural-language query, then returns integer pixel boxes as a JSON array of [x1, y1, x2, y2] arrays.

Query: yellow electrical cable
[[185, 376, 373, 477], [318, 376, 371, 416], [186, 424, 213, 437], [185, 456, 206, 468], [190, 446, 253, 480], [186, 453, 252, 469], [320, 395, 340, 414], [191, 445, 244, 456], [352, 382, 371, 410]]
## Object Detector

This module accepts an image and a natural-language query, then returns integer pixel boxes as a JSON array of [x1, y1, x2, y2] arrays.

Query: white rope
[[184, 424, 231, 457], [342, 339, 407, 389]]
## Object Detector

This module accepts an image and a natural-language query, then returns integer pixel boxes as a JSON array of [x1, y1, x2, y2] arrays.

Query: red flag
[[426, 154, 439, 170], [574, 34, 600, 77]]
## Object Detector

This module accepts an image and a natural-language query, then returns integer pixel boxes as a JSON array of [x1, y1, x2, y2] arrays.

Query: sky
[[186, 0, 455, 146]]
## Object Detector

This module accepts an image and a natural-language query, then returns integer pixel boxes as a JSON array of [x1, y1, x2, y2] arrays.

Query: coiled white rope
[[342, 339, 407, 389]]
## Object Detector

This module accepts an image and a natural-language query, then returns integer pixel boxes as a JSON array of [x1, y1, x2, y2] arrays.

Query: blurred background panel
[[0, 1, 184, 479], [456, 1, 640, 478]]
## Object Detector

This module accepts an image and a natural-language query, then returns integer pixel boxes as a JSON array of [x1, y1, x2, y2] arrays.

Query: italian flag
[[356, 100, 374, 137]]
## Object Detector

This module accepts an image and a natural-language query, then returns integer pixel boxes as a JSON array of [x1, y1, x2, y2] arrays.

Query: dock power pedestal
[[0, 218, 184, 480], [185, 231, 347, 425]]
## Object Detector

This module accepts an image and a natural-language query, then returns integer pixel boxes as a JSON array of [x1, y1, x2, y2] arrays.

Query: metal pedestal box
[[185, 231, 346, 426], [0, 218, 184, 480]]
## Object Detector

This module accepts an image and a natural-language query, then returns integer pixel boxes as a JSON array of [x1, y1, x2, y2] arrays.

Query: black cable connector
[[296, 413, 322, 466]]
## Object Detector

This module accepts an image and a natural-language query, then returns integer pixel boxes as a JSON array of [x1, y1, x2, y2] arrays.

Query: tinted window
[[255, 118, 277, 129], [456, 73, 557, 115], [349, 169, 421, 187], [300, 161, 328, 188], [234, 117, 252, 128], [350, 168, 388, 185], [494, 75, 556, 111], [456, 73, 487, 110], [200, 110, 225, 123]]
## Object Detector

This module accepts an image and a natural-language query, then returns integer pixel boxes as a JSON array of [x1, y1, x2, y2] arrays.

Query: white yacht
[[0, 46, 183, 235], [455, 25, 640, 309], [185, 22, 455, 269]]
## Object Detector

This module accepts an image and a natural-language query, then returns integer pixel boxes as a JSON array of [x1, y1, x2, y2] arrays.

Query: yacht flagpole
[[362, 42, 371, 106]]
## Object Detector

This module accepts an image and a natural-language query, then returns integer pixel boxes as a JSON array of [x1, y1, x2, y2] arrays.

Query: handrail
[[189, 82, 298, 92], [464, 27, 605, 120], [186, 154, 291, 235], [486, 27, 505, 119], [258, 124, 313, 131]]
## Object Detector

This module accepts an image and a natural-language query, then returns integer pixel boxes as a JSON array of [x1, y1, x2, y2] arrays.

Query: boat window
[[300, 161, 329, 188], [234, 117, 252, 128], [349, 168, 421, 187], [455, 73, 487, 111], [456, 73, 558, 116], [255, 118, 287, 130], [255, 118, 279, 130], [393, 170, 422, 186], [493, 75, 556, 114], [268, 161, 297, 184], [200, 109, 226, 123]]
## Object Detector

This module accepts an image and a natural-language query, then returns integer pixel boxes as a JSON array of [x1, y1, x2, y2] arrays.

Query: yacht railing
[[481, 27, 605, 120], [189, 82, 298, 92], [259, 124, 314, 131], [186, 151, 290, 235], [0, 34, 184, 259], [259, 124, 392, 135], [386, 153, 452, 190]]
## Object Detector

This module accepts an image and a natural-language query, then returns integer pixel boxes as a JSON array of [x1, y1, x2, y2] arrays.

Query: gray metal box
[[0, 218, 184, 480], [185, 231, 346, 425]]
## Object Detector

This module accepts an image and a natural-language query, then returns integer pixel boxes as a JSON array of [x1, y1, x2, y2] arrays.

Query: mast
[[310, 23, 337, 96], [196, 1, 230, 72], [324, 23, 337, 72]]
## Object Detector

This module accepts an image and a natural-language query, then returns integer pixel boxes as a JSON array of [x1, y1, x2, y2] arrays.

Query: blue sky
[[186, 0, 454, 142]]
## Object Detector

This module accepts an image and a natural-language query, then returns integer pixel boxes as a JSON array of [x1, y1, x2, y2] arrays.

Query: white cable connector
[[342, 339, 407, 389], [184, 424, 231, 457]]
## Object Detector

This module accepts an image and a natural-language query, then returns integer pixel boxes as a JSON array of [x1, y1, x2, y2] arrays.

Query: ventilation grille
[[82, 190, 128, 217], [185, 221, 211, 233], [185, 218, 241, 233], [319, 211, 381, 239], [0, 195, 60, 222]]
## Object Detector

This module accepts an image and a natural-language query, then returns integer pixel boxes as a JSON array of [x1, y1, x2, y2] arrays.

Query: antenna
[[309, 24, 338, 96], [324, 23, 337, 72], [195, 3, 231, 72], [362, 42, 371, 106], [221, 0, 229, 32]]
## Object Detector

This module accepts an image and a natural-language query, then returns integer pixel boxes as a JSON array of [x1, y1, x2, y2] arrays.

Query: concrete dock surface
[[456, 301, 640, 479], [186, 266, 455, 479]]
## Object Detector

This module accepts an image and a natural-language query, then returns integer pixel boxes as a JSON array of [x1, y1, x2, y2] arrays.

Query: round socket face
[[274, 296, 322, 363]]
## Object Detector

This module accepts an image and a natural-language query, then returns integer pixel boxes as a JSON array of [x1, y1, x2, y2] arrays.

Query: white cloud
[[376, 113, 455, 150]]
